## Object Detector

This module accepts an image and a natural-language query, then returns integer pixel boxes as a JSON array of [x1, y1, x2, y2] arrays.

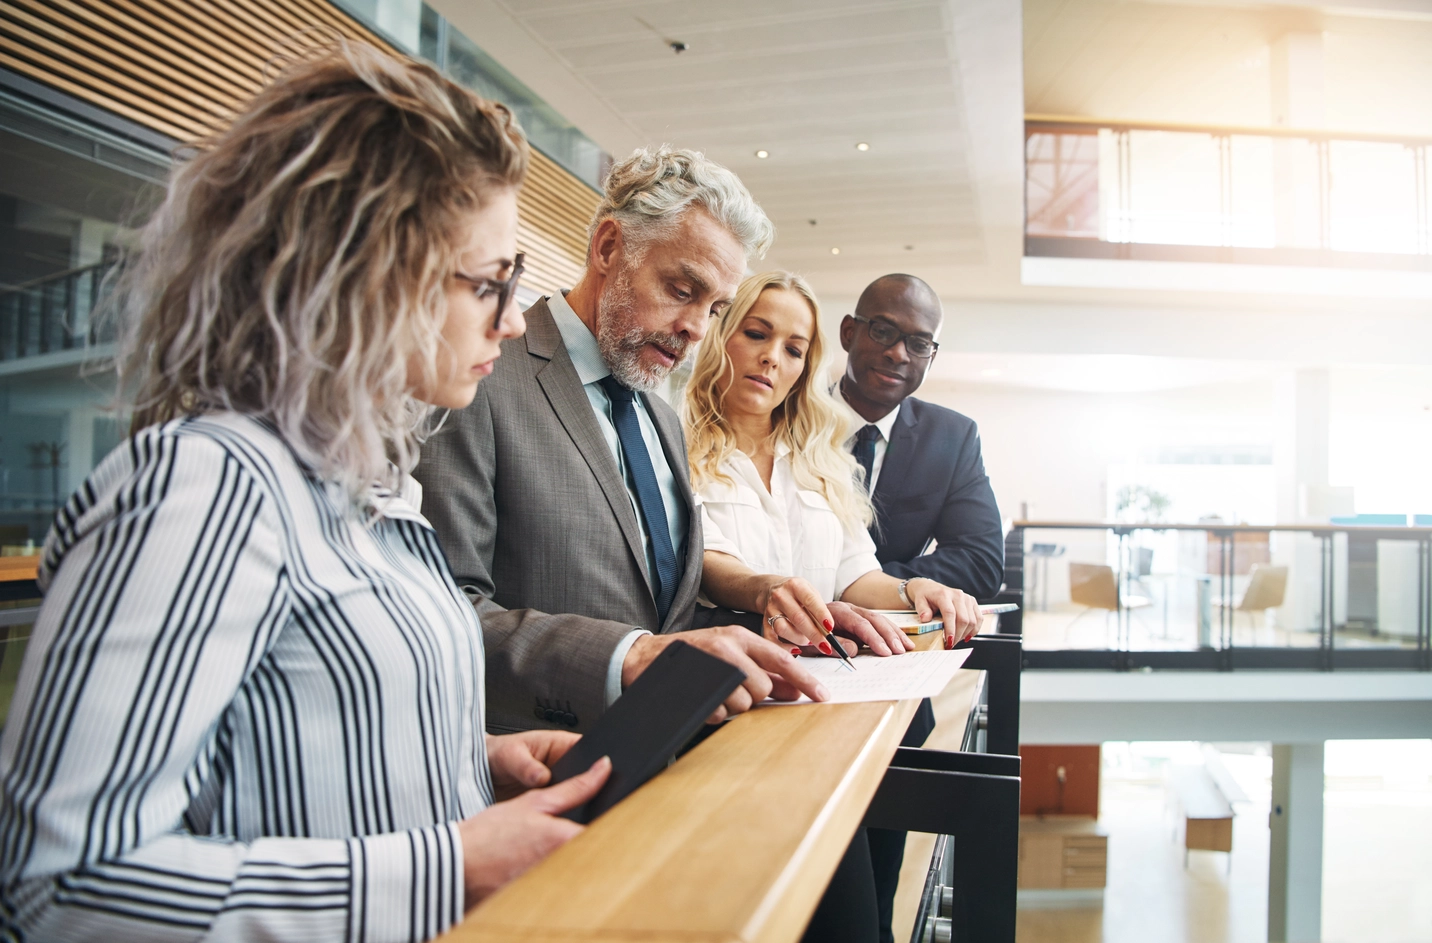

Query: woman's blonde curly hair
[[682, 272, 872, 532], [109, 39, 527, 498]]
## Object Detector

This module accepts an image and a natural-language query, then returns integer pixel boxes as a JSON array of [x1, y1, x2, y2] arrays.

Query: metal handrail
[[0, 260, 116, 362], [0, 260, 111, 298]]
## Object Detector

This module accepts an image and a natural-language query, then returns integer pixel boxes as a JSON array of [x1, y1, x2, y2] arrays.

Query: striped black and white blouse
[[0, 413, 493, 942]]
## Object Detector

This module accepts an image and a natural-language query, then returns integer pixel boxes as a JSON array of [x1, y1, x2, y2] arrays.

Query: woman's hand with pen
[[756, 575, 857, 657]]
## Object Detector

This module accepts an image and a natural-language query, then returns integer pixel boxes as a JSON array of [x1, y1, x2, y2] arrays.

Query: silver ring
[[766, 614, 789, 628]]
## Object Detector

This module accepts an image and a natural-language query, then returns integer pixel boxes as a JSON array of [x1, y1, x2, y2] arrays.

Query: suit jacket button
[[533, 706, 547, 721], [563, 712, 577, 726], [543, 708, 556, 722]]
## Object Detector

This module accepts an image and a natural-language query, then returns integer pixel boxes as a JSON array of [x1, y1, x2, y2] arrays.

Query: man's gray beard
[[595, 270, 690, 392]]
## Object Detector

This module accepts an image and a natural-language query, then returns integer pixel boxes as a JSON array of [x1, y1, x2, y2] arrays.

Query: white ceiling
[[1026, 0, 1432, 134], [433, 0, 1025, 301], [433, 0, 1432, 371]]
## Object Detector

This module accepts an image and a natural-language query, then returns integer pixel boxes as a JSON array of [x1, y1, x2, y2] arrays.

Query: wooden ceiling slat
[[96, 0, 267, 90], [0, 47, 194, 139], [3, 3, 235, 123], [132, 0, 286, 67], [49, 0, 261, 97], [11, 0, 254, 104], [0, 0, 594, 288], [0, 30, 211, 134]]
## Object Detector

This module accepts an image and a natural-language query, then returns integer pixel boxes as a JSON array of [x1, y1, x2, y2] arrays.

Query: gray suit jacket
[[414, 298, 704, 734]]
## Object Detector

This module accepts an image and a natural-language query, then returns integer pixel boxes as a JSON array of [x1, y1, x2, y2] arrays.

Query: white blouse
[[698, 445, 881, 603]]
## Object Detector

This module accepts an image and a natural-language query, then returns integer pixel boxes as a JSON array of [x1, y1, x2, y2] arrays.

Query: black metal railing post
[[865, 635, 1024, 941], [995, 525, 1025, 635], [867, 752, 1021, 942], [956, 635, 1023, 757]]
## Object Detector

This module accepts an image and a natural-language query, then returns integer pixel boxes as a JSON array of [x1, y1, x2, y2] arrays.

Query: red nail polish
[[944, 635, 954, 650], [823, 619, 834, 631], [790, 647, 802, 656], [818, 641, 833, 655]]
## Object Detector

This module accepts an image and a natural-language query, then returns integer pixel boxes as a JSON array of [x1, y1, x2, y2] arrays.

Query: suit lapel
[[526, 300, 652, 585], [872, 399, 918, 509]]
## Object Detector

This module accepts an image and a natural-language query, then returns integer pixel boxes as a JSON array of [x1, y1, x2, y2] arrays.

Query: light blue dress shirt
[[548, 291, 690, 702]]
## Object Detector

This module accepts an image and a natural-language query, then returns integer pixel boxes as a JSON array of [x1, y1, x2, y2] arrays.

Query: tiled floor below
[[893, 741, 1432, 943]]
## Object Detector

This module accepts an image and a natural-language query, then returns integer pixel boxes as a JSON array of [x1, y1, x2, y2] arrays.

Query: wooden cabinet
[[1018, 817, 1107, 890]]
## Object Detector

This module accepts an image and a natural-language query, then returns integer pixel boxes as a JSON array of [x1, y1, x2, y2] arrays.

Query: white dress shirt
[[698, 445, 882, 603], [840, 397, 900, 493], [548, 290, 689, 700], [0, 414, 489, 943]]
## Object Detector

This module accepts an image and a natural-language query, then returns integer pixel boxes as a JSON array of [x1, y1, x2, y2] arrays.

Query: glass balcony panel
[[1025, 131, 1100, 238], [1270, 137, 1327, 249], [1025, 119, 1432, 265], [1123, 131, 1225, 247], [1329, 141, 1420, 255], [1015, 523, 1428, 658], [1229, 134, 1276, 248]]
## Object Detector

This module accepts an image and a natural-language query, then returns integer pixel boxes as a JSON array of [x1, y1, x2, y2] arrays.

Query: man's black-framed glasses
[[456, 252, 525, 331], [851, 314, 939, 358]]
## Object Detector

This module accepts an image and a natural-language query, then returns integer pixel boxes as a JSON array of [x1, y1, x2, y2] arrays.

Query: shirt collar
[[837, 386, 901, 443], [871, 404, 900, 441], [547, 290, 610, 387]]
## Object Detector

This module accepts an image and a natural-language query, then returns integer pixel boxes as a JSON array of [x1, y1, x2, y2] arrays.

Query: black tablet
[[547, 639, 747, 823]]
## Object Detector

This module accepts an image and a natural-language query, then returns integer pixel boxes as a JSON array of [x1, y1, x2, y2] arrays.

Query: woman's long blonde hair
[[683, 272, 872, 531], [108, 39, 527, 498]]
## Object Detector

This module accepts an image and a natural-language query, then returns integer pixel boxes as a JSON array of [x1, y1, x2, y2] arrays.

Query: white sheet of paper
[[760, 648, 972, 706]]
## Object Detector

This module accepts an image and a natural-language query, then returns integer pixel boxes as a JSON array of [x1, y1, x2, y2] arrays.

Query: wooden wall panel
[[1019, 744, 1102, 818], [0, 0, 595, 295]]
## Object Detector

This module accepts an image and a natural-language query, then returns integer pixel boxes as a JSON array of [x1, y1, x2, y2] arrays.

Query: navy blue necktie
[[853, 423, 881, 494], [599, 376, 679, 628]]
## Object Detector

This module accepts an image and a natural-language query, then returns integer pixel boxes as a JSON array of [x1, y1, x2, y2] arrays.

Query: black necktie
[[599, 376, 680, 627], [853, 423, 880, 494]]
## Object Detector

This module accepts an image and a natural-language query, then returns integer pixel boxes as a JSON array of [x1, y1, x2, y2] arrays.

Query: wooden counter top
[[442, 635, 981, 943], [0, 555, 39, 583]]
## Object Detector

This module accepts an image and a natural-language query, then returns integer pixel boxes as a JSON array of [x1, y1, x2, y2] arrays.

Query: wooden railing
[[440, 631, 992, 943]]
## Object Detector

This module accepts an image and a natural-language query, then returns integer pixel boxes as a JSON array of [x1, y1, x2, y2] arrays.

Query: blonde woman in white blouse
[[683, 272, 981, 657]]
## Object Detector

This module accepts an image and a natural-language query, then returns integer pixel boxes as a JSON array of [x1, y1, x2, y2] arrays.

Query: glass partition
[[1025, 119, 1432, 263], [1010, 521, 1431, 670], [336, 0, 611, 190], [0, 84, 167, 727]]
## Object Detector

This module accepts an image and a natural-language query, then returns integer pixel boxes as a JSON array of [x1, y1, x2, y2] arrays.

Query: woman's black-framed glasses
[[456, 252, 525, 331], [851, 314, 939, 358]]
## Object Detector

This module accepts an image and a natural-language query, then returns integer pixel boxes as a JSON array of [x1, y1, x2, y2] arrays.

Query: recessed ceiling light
[[830, 247, 841, 255], [755, 149, 769, 159], [980, 368, 1003, 377], [856, 142, 870, 151]]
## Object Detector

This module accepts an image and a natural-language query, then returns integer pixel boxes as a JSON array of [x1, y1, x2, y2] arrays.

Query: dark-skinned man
[[838, 273, 1004, 943]]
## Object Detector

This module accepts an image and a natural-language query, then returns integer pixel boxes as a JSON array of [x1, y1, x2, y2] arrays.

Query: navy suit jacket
[[868, 396, 1004, 600]]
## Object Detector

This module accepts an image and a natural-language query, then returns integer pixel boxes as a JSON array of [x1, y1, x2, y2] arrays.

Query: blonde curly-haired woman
[[0, 42, 608, 942]]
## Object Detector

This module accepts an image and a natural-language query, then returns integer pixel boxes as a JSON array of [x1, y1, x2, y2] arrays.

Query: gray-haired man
[[415, 147, 830, 733]]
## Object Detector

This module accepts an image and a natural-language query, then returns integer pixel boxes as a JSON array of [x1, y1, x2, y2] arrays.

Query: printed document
[[761, 648, 972, 705]]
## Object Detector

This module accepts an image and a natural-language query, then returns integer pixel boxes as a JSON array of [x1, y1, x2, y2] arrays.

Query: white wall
[[913, 375, 1278, 527]]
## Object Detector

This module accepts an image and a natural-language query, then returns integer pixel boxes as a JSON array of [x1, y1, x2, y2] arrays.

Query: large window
[[1025, 119, 1432, 266], [0, 79, 166, 546]]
